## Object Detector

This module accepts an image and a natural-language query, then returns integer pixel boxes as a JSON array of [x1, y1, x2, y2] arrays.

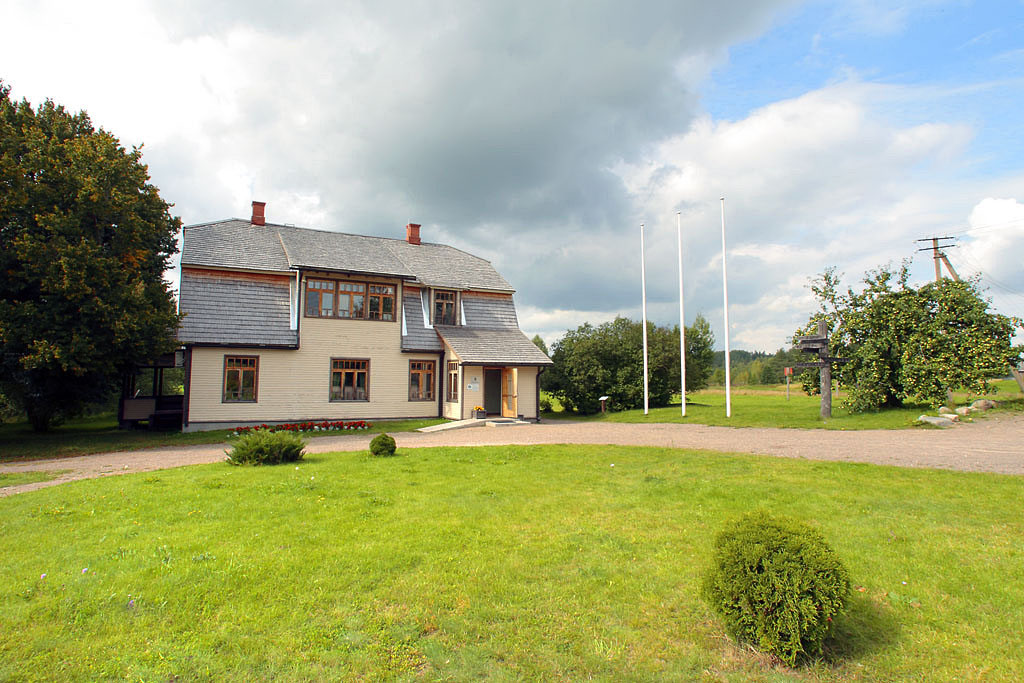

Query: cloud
[[3, 0, 1022, 353], [611, 80, 1010, 350], [954, 199, 1024, 326]]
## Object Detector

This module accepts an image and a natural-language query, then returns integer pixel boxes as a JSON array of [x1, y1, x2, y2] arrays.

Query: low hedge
[[225, 429, 307, 466]]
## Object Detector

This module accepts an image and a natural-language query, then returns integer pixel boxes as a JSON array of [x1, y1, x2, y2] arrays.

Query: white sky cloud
[[3, 0, 1022, 351]]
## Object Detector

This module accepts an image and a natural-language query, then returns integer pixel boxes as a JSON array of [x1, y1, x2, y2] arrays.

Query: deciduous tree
[[545, 314, 715, 414], [797, 264, 1021, 411], [0, 84, 181, 430]]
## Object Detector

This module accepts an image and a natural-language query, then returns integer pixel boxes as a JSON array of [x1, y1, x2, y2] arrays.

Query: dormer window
[[434, 290, 456, 325], [305, 277, 394, 322]]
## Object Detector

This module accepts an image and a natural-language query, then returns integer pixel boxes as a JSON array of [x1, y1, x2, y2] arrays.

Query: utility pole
[[916, 236, 959, 282], [916, 235, 1024, 393]]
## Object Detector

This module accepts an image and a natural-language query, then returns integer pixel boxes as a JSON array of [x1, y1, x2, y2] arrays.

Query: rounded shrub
[[225, 429, 306, 465], [701, 511, 850, 666], [369, 433, 397, 457]]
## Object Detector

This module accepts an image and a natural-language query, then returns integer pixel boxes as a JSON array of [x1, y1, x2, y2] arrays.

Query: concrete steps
[[416, 418, 531, 433]]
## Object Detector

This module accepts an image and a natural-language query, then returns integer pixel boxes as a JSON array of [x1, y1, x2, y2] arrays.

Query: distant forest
[[709, 348, 807, 386]]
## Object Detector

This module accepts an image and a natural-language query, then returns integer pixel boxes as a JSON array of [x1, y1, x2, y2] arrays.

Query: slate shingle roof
[[178, 270, 297, 347], [434, 326, 552, 366], [180, 218, 539, 356], [461, 294, 519, 330], [385, 240, 513, 292], [181, 219, 512, 292], [400, 289, 442, 352], [276, 226, 415, 279], [180, 220, 291, 272]]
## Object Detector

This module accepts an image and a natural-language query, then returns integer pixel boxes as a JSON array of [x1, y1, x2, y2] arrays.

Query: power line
[[951, 247, 1024, 306], [940, 216, 1024, 238]]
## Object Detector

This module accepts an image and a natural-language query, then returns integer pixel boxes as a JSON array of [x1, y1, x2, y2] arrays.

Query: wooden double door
[[484, 367, 517, 417]]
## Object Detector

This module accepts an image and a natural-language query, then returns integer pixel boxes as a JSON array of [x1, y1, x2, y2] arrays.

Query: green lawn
[[2, 444, 1022, 680], [0, 415, 446, 463], [0, 470, 69, 489], [544, 380, 1024, 429]]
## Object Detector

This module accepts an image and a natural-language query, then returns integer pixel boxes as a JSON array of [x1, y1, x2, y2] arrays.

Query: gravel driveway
[[3, 414, 1023, 497]]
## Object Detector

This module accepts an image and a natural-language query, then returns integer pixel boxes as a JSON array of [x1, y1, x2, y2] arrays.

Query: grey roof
[[277, 226, 415, 279], [180, 220, 291, 272], [178, 270, 297, 347], [385, 239, 513, 292], [435, 326, 553, 366], [182, 219, 513, 292], [401, 289, 442, 352], [462, 294, 519, 330]]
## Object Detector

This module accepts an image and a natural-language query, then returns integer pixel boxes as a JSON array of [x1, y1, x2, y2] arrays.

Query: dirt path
[[3, 415, 1022, 497]]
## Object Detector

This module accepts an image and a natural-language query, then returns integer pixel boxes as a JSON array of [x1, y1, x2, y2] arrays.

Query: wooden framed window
[[305, 279, 335, 317], [337, 282, 366, 319], [446, 361, 459, 402], [330, 359, 369, 401], [223, 356, 258, 402], [434, 290, 456, 325], [304, 277, 397, 322], [367, 284, 396, 321], [409, 360, 435, 401]]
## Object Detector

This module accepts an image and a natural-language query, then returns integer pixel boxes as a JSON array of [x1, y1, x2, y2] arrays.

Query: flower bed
[[228, 420, 372, 437]]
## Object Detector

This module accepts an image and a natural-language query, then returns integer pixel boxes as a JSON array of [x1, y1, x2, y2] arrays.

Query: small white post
[[720, 197, 732, 418], [640, 223, 649, 416], [677, 211, 686, 417]]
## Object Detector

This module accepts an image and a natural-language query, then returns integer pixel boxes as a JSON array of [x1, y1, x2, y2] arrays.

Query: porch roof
[[434, 326, 553, 367]]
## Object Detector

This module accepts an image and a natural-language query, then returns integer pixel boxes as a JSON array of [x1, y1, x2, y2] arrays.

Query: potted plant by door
[[473, 406, 486, 419]]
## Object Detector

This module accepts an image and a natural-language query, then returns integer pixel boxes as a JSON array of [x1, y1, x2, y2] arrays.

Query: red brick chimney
[[406, 223, 421, 245], [251, 201, 266, 226]]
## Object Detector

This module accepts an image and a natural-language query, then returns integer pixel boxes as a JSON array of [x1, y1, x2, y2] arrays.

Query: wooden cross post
[[819, 322, 831, 419], [795, 320, 848, 419]]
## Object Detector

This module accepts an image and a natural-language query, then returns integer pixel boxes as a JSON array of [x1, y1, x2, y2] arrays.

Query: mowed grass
[[545, 379, 1024, 430], [2, 445, 1023, 680], [0, 415, 445, 463], [0, 470, 69, 489]]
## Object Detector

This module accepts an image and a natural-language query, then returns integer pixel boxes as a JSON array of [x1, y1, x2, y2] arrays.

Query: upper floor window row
[[305, 278, 396, 321]]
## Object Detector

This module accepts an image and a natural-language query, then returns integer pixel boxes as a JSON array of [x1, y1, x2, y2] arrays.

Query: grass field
[[0, 415, 446, 464], [2, 444, 1022, 680], [544, 379, 1024, 429], [0, 470, 69, 489]]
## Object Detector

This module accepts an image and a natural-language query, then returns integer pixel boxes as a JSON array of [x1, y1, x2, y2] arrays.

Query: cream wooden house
[[176, 202, 552, 432]]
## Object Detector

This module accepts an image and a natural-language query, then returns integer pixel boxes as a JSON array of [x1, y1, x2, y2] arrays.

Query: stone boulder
[[918, 415, 956, 428], [970, 399, 998, 411]]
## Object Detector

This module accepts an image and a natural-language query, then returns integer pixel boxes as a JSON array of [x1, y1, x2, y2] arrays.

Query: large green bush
[[702, 512, 850, 666], [225, 429, 306, 465], [369, 433, 397, 457], [544, 315, 715, 414]]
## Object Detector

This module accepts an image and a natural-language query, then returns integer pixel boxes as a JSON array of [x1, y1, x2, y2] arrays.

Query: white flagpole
[[720, 197, 732, 418], [677, 211, 686, 417], [640, 223, 649, 416]]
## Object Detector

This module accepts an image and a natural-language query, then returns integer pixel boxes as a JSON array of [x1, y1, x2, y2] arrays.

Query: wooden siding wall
[[187, 279, 442, 425], [456, 365, 538, 420], [517, 366, 538, 418], [460, 366, 484, 420]]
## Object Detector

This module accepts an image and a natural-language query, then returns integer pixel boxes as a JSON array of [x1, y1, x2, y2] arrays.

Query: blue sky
[[2, 0, 1023, 349], [705, 1, 1024, 174]]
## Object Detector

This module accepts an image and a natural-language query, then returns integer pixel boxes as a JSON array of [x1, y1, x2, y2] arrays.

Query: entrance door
[[501, 367, 518, 418], [484, 368, 502, 415]]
